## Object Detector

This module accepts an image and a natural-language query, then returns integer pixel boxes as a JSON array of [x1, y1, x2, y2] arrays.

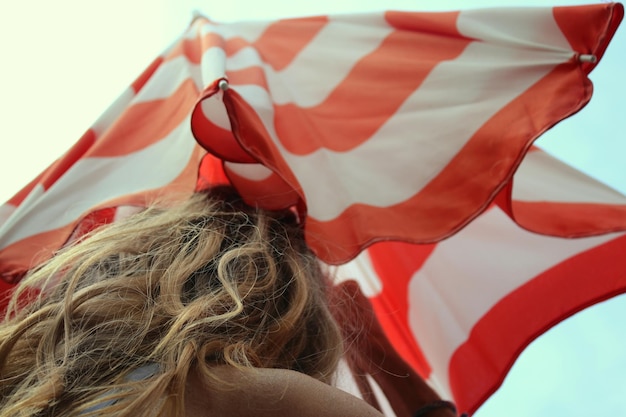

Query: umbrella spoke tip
[[578, 54, 597, 63]]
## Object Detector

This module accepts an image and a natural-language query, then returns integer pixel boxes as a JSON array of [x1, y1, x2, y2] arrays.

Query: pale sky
[[0, 1, 624, 416]]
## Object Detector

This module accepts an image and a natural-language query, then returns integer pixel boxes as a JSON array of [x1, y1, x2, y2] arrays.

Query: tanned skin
[[185, 367, 384, 417]]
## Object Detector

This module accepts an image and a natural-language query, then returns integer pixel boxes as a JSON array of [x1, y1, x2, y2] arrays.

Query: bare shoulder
[[185, 366, 384, 417]]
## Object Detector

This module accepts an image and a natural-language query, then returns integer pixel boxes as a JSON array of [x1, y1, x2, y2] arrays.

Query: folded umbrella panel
[[191, 3, 625, 262]]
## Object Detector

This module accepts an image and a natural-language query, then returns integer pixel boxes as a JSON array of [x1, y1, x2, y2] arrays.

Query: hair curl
[[0, 187, 343, 416]]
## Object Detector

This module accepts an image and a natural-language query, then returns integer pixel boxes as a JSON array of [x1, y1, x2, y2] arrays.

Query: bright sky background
[[0, 1, 624, 416]]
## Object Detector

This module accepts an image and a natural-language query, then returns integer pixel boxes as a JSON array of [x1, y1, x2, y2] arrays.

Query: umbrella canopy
[[0, 3, 625, 415]]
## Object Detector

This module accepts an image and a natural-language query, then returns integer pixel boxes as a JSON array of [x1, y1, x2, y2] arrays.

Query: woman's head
[[0, 187, 343, 416]]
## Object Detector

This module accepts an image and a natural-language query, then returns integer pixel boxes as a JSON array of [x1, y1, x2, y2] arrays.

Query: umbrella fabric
[[341, 147, 626, 413], [0, 3, 625, 415], [192, 3, 626, 262]]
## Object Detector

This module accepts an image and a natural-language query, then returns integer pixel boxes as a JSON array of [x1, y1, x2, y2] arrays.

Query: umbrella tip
[[578, 54, 597, 63], [190, 9, 209, 24]]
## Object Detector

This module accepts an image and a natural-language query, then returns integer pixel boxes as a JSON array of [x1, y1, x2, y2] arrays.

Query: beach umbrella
[[0, 3, 624, 415]]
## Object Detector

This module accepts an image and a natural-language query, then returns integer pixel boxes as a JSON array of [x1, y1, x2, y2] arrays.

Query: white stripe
[[330, 12, 401, 27], [457, 7, 573, 52], [200, 46, 227, 86], [132, 57, 203, 103], [426, 375, 453, 402], [514, 150, 626, 204], [208, 20, 274, 44], [0, 185, 45, 238], [226, 45, 263, 71], [334, 359, 363, 398], [0, 121, 197, 250], [331, 250, 382, 297], [92, 87, 135, 137], [224, 162, 273, 181], [407, 206, 620, 391], [113, 205, 143, 221], [0, 203, 16, 228], [199, 89, 231, 130]]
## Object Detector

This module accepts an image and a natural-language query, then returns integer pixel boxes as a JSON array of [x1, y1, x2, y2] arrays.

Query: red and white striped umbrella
[[1, 3, 624, 415]]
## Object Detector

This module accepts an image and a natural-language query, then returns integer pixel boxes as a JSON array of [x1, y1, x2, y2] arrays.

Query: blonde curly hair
[[0, 187, 343, 416]]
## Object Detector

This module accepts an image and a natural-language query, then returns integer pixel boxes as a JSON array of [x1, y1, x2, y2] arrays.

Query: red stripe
[[196, 153, 230, 191], [227, 66, 268, 90], [448, 232, 626, 414], [0, 283, 38, 316], [511, 200, 626, 237], [274, 18, 469, 155], [0, 279, 16, 313], [225, 167, 300, 210], [252, 16, 329, 71], [0, 225, 77, 283], [131, 56, 165, 93], [90, 79, 199, 157], [223, 37, 255, 57], [368, 241, 437, 378], [384, 10, 465, 38], [40, 129, 97, 190], [166, 32, 226, 64], [0, 279, 16, 312], [65, 207, 117, 244]]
